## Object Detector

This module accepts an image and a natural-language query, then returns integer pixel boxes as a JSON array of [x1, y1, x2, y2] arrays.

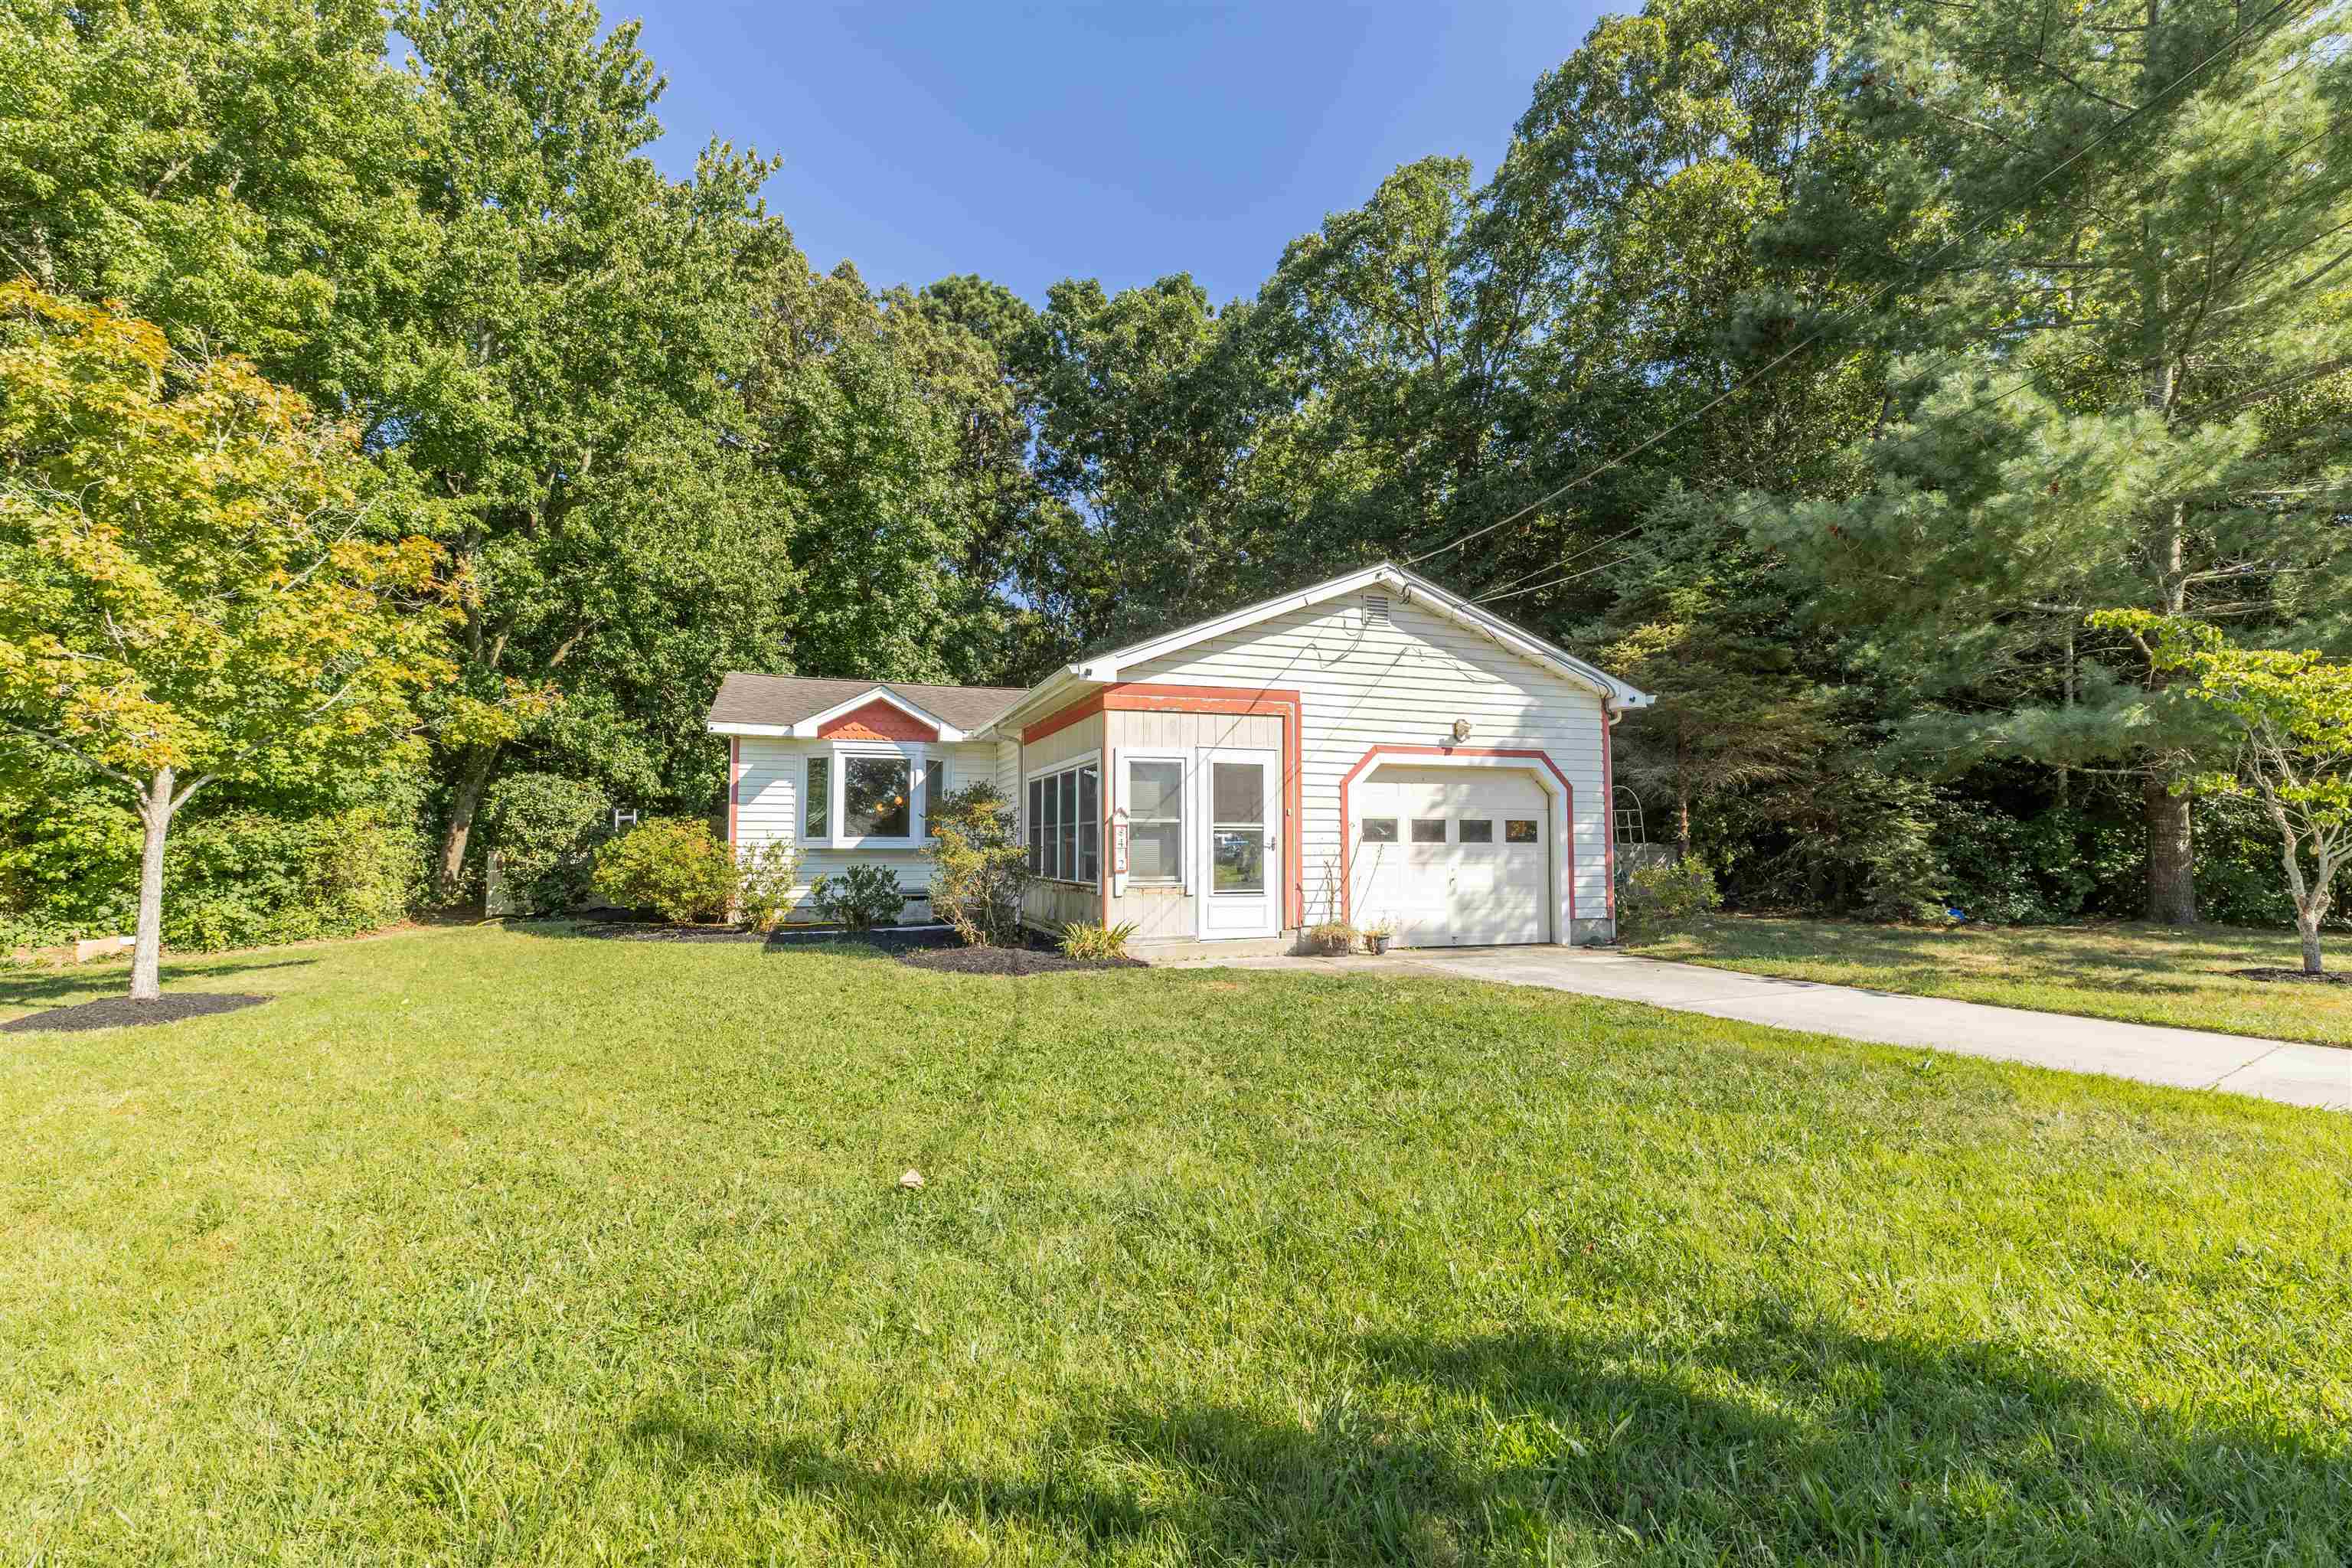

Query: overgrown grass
[[3, 925, 2347, 1564], [1626, 915, 2352, 1049]]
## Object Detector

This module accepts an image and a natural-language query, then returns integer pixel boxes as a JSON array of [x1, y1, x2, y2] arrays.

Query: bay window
[[797, 746, 944, 844]]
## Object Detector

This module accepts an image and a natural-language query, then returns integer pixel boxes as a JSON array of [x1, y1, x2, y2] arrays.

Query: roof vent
[[1361, 593, 1391, 629]]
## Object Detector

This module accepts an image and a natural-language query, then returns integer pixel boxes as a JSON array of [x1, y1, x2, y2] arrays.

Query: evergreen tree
[[1756, 0, 2352, 922]]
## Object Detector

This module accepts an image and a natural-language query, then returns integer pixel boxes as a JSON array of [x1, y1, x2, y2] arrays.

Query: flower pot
[[1367, 933, 1392, 956]]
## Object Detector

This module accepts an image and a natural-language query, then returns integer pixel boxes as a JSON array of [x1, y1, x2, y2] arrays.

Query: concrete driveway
[[1177, 945, 2351, 1111]]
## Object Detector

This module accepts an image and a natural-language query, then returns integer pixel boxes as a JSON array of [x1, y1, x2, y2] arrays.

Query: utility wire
[[1479, 148, 2352, 612], [1400, 0, 2316, 577]]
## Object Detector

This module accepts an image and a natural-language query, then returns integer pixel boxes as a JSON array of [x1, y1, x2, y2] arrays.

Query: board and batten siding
[[733, 736, 998, 920], [1104, 708, 1284, 942], [1118, 594, 1612, 936]]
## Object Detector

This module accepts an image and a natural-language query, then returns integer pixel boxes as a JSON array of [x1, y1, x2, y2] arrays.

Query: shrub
[[1619, 858, 1723, 936], [734, 839, 805, 933], [591, 818, 736, 923], [483, 773, 609, 914], [923, 782, 1030, 947], [811, 863, 903, 931], [1058, 920, 1138, 961]]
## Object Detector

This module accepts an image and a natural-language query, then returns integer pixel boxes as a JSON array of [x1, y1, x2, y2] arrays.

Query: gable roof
[[708, 564, 1652, 746], [707, 675, 1026, 740], [987, 561, 1654, 733]]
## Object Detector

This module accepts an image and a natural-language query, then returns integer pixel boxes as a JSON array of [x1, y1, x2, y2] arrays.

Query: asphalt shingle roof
[[707, 673, 1029, 734]]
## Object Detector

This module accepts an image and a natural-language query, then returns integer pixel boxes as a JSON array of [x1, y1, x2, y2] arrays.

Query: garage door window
[[1360, 818, 1399, 843], [1504, 818, 1540, 843], [1458, 818, 1493, 843], [1410, 818, 1446, 843]]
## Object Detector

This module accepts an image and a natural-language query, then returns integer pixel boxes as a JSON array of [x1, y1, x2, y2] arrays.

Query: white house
[[707, 562, 1654, 953]]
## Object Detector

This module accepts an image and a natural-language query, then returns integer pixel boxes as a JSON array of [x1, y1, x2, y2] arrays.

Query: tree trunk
[[2141, 773, 2197, 925], [130, 768, 176, 1001], [435, 744, 500, 904], [1674, 740, 1693, 863], [2298, 910, 2325, 975]]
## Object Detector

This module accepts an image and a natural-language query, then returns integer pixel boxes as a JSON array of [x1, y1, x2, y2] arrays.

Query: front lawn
[[3, 926, 2346, 1564], [1625, 916, 2352, 1049]]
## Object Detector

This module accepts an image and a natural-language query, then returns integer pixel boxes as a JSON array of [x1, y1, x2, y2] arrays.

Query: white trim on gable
[[788, 685, 969, 742], [988, 564, 1651, 730]]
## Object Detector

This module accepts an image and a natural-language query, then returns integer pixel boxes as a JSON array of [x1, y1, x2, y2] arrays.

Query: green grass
[[3, 924, 2347, 1565], [1624, 916, 2352, 1049]]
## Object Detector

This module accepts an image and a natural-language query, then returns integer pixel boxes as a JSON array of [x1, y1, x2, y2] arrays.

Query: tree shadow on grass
[[627, 1308, 2348, 1563], [0, 956, 314, 1009]]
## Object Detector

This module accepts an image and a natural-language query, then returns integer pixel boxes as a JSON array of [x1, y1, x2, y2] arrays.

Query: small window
[[803, 756, 830, 839], [1505, 818, 1540, 844], [1458, 818, 1494, 844], [924, 757, 946, 827], [1410, 818, 1446, 844], [1041, 769, 1061, 879], [1360, 818, 1399, 844], [844, 756, 911, 838], [1058, 770, 1078, 881], [1361, 593, 1390, 628], [1129, 759, 1184, 883]]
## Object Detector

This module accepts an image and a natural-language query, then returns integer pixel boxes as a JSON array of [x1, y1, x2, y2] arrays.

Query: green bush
[[1620, 858, 1723, 936], [734, 839, 804, 933], [483, 773, 609, 914], [923, 782, 1029, 947], [1, 752, 424, 952], [590, 818, 736, 923], [810, 863, 903, 931], [1057, 920, 1137, 961]]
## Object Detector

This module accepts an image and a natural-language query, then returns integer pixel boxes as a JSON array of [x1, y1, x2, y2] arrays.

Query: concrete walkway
[[1174, 946, 2350, 1111]]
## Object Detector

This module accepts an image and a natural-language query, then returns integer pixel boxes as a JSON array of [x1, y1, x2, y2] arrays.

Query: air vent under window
[[1361, 593, 1391, 628]]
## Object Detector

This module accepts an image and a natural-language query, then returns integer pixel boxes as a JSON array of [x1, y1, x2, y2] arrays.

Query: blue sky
[[629, 3, 1613, 308]]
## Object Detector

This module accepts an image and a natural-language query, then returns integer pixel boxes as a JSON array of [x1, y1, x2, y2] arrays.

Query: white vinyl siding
[[734, 737, 998, 921], [1116, 595, 1610, 934]]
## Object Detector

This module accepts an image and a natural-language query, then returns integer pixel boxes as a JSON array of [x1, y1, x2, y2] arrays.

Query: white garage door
[[1351, 765, 1549, 946]]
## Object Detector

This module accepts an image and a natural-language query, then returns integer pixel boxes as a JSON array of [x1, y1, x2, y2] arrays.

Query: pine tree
[[1756, 0, 2352, 922]]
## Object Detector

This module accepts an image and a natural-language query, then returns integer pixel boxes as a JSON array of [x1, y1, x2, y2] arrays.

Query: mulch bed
[[562, 922, 771, 944], [897, 945, 1145, 976], [2230, 967, 2351, 985], [1, 992, 272, 1034]]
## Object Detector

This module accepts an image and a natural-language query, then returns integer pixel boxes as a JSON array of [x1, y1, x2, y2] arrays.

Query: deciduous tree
[[0, 286, 449, 998]]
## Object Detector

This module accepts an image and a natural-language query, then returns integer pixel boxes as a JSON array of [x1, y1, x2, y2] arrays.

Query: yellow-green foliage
[[1057, 920, 1138, 961]]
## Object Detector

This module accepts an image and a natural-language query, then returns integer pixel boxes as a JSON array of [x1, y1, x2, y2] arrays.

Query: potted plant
[[1307, 920, 1357, 956], [1364, 921, 1394, 956]]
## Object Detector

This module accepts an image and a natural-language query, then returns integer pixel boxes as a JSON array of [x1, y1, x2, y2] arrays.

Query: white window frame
[[1121, 750, 1191, 894], [799, 742, 944, 849], [1024, 750, 1102, 888]]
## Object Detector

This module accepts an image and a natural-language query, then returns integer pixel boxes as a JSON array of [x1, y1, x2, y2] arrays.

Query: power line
[[1481, 137, 2352, 612], [1401, 0, 2316, 577]]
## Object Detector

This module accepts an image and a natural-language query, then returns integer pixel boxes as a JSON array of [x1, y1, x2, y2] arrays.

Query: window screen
[[1410, 818, 1446, 844], [1027, 777, 1044, 874], [1077, 765, 1099, 884], [1129, 760, 1183, 882]]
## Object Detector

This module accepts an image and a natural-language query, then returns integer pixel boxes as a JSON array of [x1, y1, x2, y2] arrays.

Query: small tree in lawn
[[2094, 612, 2351, 976], [0, 285, 451, 1000]]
